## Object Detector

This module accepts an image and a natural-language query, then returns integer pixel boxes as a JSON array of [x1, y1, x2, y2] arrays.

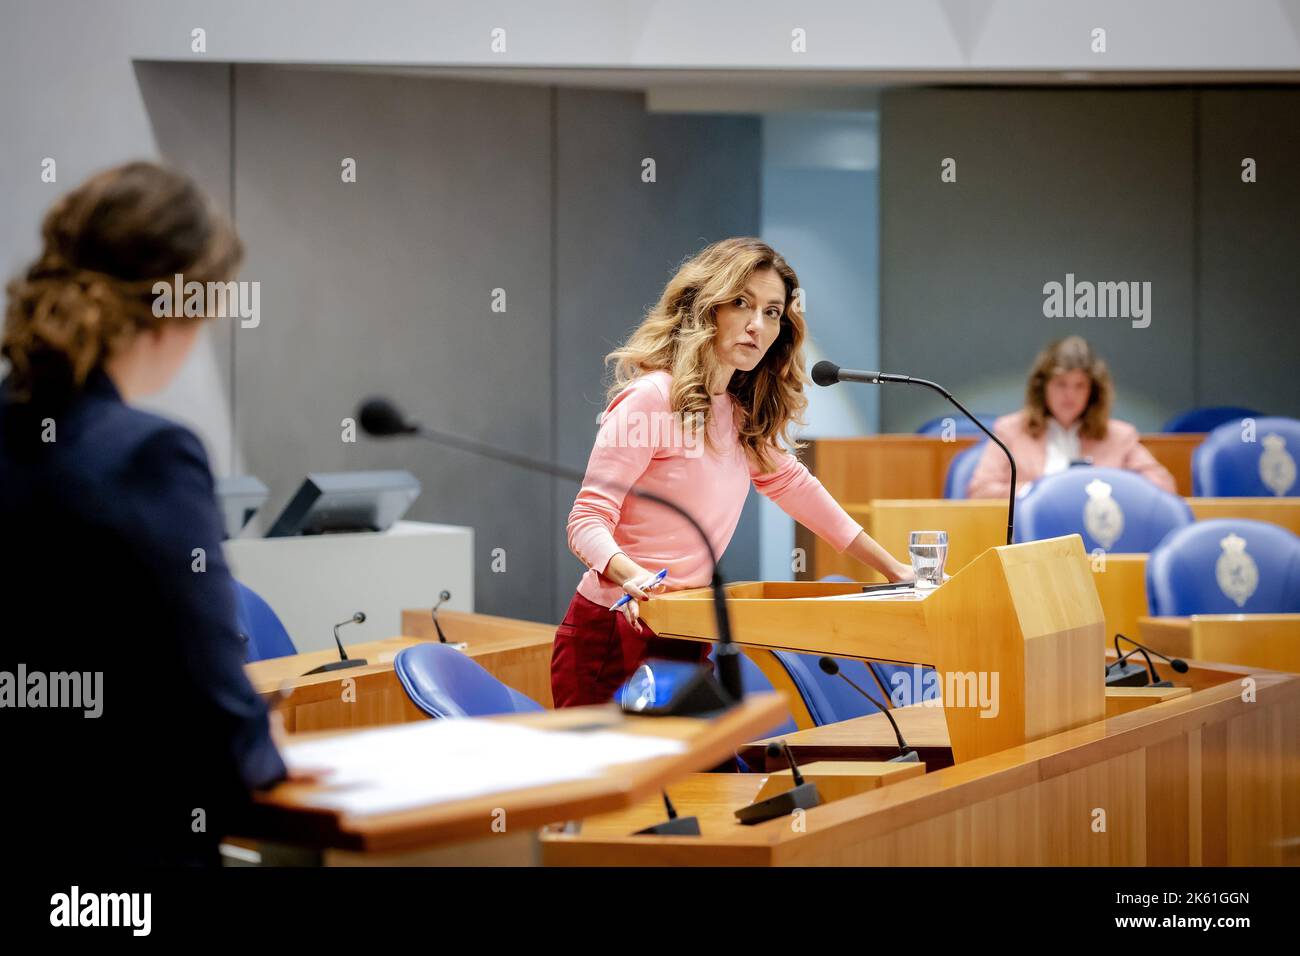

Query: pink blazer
[[967, 410, 1177, 499]]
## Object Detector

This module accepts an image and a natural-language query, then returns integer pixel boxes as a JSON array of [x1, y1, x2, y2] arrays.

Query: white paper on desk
[[282, 719, 686, 817], [793, 587, 934, 601]]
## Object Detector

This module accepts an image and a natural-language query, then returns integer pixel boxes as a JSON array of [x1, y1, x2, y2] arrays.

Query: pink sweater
[[567, 371, 864, 607]]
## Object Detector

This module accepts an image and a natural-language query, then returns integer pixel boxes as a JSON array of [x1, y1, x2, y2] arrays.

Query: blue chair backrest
[[772, 652, 936, 724], [1192, 416, 1300, 497], [233, 580, 297, 662], [1015, 466, 1193, 553], [1162, 406, 1261, 434], [394, 643, 544, 718], [708, 647, 797, 736], [944, 441, 987, 499], [1146, 518, 1300, 616], [916, 414, 997, 437]]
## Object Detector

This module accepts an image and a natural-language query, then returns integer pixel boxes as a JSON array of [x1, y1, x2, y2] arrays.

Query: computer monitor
[[214, 475, 269, 540], [265, 470, 421, 537]]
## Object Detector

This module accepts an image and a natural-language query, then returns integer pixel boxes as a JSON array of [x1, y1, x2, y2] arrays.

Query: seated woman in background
[[0, 161, 288, 865], [967, 335, 1176, 499]]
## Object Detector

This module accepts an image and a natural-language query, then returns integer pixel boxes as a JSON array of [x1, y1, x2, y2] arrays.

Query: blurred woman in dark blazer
[[0, 162, 286, 865]]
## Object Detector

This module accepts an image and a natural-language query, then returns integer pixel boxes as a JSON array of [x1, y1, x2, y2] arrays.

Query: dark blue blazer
[[0, 370, 285, 865]]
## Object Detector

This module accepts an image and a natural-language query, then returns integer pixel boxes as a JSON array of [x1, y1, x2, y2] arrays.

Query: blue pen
[[610, 568, 668, 611]]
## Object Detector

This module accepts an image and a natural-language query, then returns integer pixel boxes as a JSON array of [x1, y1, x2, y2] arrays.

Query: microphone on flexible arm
[[432, 590, 452, 644], [1105, 633, 1188, 688], [303, 611, 368, 675], [818, 657, 919, 762], [811, 361, 1018, 546], [356, 396, 745, 713]]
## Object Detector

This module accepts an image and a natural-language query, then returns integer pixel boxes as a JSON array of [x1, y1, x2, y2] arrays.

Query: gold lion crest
[[1083, 478, 1123, 550], [1215, 533, 1259, 608]]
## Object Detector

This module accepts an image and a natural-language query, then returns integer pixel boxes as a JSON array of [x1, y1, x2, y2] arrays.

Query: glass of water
[[909, 530, 949, 591]]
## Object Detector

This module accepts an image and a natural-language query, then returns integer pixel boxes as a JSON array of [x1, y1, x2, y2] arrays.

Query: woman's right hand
[[606, 553, 659, 633]]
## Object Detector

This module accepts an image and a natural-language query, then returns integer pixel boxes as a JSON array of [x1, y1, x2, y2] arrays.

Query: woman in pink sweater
[[967, 335, 1177, 499], [553, 237, 913, 708]]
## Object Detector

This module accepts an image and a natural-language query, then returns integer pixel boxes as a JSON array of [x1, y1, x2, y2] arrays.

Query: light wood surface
[[240, 692, 787, 855], [739, 702, 953, 770], [642, 536, 1107, 764], [1105, 685, 1192, 716], [1140, 614, 1300, 673], [754, 760, 925, 802], [543, 660, 1300, 866]]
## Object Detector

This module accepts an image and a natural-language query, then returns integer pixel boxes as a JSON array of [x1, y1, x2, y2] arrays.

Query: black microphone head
[[1171, 658, 1189, 673], [817, 655, 840, 676], [357, 397, 416, 437], [439, 590, 451, 602], [765, 741, 783, 759], [353, 612, 366, 624], [810, 360, 841, 387]]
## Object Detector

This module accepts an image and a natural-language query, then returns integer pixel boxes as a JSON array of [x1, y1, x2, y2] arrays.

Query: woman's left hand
[[885, 561, 916, 585]]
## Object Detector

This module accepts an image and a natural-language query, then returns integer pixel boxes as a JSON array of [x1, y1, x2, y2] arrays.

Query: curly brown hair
[[2, 161, 242, 405], [1023, 335, 1114, 440], [605, 237, 808, 473]]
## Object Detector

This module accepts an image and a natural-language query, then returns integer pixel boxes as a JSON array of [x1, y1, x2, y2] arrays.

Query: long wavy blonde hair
[[605, 237, 809, 473]]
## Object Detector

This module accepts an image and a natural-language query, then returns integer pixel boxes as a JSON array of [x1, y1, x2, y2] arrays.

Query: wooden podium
[[640, 534, 1106, 763]]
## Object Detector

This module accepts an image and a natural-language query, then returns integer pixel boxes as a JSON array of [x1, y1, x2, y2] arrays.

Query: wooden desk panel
[[543, 664, 1300, 866], [1140, 614, 1300, 674]]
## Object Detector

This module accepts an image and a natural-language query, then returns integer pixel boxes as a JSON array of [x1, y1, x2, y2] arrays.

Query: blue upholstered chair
[[1192, 417, 1300, 497], [707, 647, 798, 736], [916, 414, 998, 438], [770, 651, 935, 724], [232, 580, 297, 662], [944, 441, 987, 499], [394, 643, 544, 718], [1146, 519, 1300, 616], [1162, 406, 1261, 434], [1015, 466, 1193, 553]]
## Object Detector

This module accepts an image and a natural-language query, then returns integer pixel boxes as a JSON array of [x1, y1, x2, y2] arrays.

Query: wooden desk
[[401, 609, 556, 708], [739, 704, 954, 771], [643, 537, 1108, 765], [570, 761, 923, 840], [1140, 614, 1300, 673], [805, 497, 1300, 583], [543, 661, 1300, 866], [799, 433, 1202, 512], [244, 611, 558, 732], [238, 692, 786, 863]]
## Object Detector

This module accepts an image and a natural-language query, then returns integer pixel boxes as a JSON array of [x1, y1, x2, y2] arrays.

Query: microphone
[[356, 396, 745, 711], [811, 360, 1018, 546], [734, 741, 822, 825], [818, 657, 919, 762], [303, 611, 369, 675], [634, 789, 702, 837], [1105, 633, 1188, 688], [432, 589, 452, 644]]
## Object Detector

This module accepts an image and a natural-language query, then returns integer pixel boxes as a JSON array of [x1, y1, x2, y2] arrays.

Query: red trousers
[[551, 590, 711, 708]]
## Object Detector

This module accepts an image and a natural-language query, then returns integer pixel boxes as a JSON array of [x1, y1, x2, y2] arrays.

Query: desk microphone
[[304, 612, 369, 675], [634, 790, 702, 836], [811, 360, 1018, 545], [818, 657, 919, 762], [357, 395, 744, 711], [735, 742, 822, 825], [432, 590, 452, 644], [1105, 633, 1187, 688]]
